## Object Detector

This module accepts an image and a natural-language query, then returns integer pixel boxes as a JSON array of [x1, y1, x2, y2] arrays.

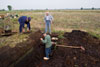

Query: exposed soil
[[0, 30, 100, 67], [0, 31, 33, 67], [15, 30, 100, 67]]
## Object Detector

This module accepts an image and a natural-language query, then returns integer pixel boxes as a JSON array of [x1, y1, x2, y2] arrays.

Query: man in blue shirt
[[18, 16, 31, 33]]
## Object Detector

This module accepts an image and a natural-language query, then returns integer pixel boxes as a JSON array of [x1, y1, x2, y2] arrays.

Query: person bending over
[[18, 16, 31, 33]]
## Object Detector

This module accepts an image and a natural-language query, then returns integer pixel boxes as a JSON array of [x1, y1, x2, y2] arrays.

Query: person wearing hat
[[44, 12, 53, 34], [18, 16, 31, 33], [40, 33, 52, 60]]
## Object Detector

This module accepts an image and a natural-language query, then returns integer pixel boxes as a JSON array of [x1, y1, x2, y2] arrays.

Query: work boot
[[43, 57, 49, 60]]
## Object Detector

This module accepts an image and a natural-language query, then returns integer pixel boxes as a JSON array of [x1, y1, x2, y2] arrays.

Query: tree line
[[0, 5, 100, 11]]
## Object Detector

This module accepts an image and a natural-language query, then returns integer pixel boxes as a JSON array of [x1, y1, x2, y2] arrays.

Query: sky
[[0, 0, 100, 10]]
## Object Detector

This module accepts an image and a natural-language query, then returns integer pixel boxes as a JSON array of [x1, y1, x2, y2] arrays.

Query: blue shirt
[[18, 16, 27, 24]]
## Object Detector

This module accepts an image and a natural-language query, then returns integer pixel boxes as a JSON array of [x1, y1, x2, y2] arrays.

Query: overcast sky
[[0, 0, 100, 10]]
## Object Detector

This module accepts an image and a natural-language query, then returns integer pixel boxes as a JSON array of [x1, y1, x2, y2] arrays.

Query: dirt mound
[[15, 30, 100, 67]]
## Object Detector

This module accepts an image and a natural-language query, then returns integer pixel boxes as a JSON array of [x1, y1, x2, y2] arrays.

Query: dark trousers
[[19, 23, 24, 33], [25, 22, 31, 30], [26, 23, 31, 30]]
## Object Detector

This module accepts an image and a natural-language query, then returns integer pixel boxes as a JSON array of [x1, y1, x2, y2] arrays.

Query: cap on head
[[42, 32, 46, 35], [28, 17, 31, 21]]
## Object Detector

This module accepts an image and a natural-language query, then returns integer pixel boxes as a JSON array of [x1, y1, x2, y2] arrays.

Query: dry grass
[[0, 34, 29, 48], [0, 10, 100, 48], [25, 10, 100, 34], [1, 10, 99, 34]]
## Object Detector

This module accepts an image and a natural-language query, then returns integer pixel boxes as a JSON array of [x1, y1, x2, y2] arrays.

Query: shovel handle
[[56, 45, 85, 51], [57, 45, 81, 48]]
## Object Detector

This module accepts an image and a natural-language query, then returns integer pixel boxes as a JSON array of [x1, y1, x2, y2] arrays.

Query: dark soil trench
[[0, 30, 100, 67]]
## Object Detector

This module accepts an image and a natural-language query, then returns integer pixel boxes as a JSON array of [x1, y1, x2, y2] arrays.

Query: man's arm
[[50, 15, 53, 23], [41, 37, 47, 43]]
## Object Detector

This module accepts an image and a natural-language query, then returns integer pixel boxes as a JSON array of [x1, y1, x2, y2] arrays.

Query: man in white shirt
[[44, 12, 53, 34]]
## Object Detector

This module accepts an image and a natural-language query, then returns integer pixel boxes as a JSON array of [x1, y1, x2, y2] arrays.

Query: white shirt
[[44, 15, 53, 21], [46, 16, 49, 20]]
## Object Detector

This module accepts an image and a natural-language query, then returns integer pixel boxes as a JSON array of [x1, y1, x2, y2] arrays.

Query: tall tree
[[92, 7, 95, 10], [81, 7, 83, 10], [7, 5, 12, 11]]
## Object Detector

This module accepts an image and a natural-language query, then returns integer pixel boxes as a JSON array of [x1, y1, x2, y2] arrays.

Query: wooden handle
[[56, 45, 81, 48], [56, 45, 85, 51]]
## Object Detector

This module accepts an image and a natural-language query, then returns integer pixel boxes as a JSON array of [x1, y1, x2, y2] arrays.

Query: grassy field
[[1, 10, 100, 33], [16, 10, 100, 35], [0, 10, 100, 48]]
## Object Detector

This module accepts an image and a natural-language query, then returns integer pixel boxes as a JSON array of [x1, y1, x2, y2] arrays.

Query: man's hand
[[40, 38, 43, 40], [27, 29, 30, 32]]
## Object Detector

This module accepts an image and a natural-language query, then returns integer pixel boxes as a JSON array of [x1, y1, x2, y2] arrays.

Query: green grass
[[88, 32, 100, 39], [52, 30, 65, 39]]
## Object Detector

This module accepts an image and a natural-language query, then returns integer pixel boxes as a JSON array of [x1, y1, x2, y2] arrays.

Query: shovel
[[56, 45, 85, 51], [52, 42, 85, 51]]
